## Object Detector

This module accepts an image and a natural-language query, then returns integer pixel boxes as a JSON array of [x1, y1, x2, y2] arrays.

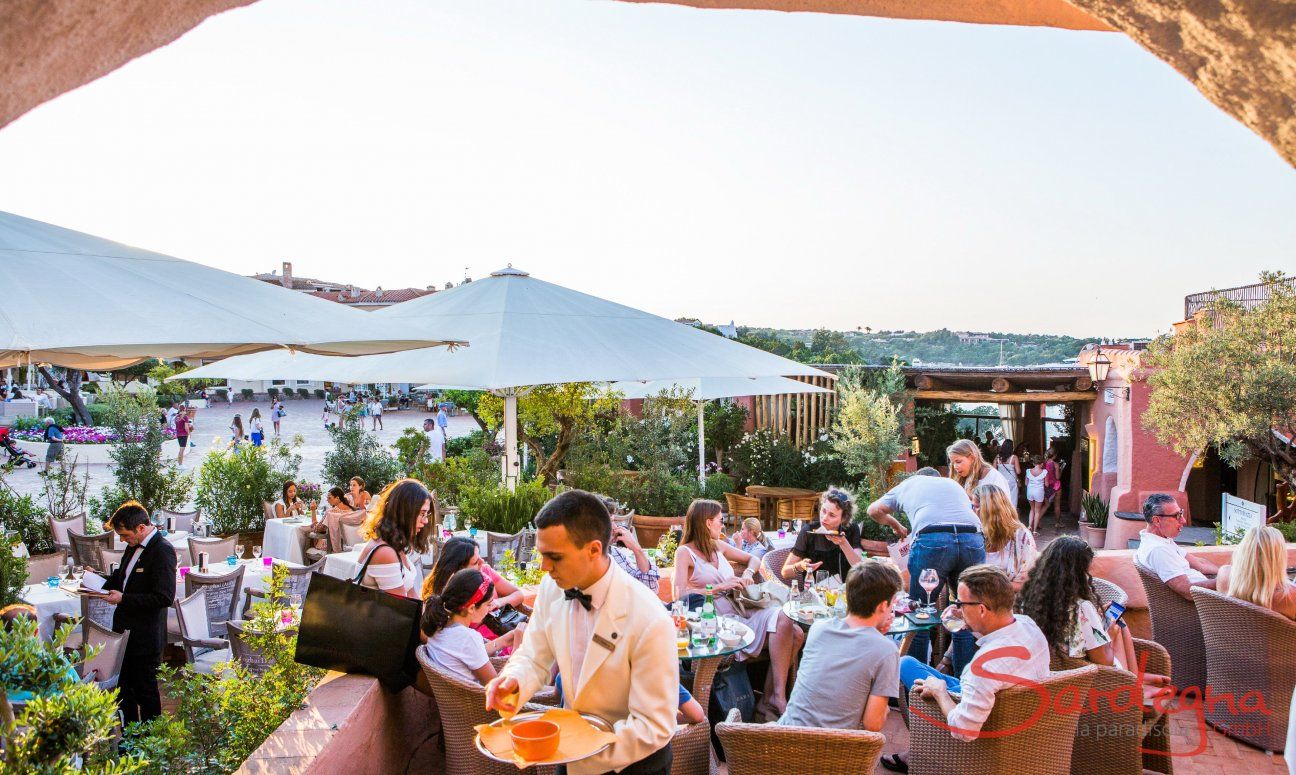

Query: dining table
[[744, 485, 818, 528], [779, 600, 940, 660], [263, 517, 310, 565], [19, 581, 82, 639], [677, 619, 756, 715]]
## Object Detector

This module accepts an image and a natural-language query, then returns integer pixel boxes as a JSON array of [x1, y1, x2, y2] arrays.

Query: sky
[[1, 0, 1293, 340]]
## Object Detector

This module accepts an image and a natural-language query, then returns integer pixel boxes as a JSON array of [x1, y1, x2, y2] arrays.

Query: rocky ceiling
[[1, 0, 1292, 166]]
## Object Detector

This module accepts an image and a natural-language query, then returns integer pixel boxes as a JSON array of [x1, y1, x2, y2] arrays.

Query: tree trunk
[[37, 365, 91, 425]]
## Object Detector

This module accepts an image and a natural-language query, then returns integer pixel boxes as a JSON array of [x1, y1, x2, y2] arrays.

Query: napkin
[[475, 708, 615, 769]]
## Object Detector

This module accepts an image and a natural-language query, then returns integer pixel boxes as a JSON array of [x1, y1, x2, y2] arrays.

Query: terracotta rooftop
[[308, 287, 435, 306]]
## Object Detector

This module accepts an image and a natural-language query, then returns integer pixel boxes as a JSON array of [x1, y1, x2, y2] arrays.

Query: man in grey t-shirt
[[778, 561, 902, 731]]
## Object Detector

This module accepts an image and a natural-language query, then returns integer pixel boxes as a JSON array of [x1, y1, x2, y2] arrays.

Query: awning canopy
[[0, 210, 466, 369], [610, 376, 832, 402]]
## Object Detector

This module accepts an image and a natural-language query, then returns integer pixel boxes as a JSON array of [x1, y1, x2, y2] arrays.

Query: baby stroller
[[0, 427, 38, 469]]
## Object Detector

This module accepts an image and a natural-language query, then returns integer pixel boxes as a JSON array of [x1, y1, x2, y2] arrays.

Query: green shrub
[[266, 388, 279, 401], [125, 565, 322, 774], [313, 389, 326, 400], [196, 441, 301, 535], [610, 466, 696, 517], [214, 389, 229, 402], [240, 388, 254, 400], [322, 425, 402, 494], [45, 402, 112, 427], [700, 472, 737, 503], [296, 388, 310, 399], [0, 616, 136, 771], [416, 448, 499, 506], [446, 429, 497, 458], [393, 428, 430, 474], [88, 390, 192, 519], [458, 479, 552, 534], [1277, 521, 1296, 543], [726, 430, 807, 489], [0, 488, 58, 556], [0, 534, 28, 608]]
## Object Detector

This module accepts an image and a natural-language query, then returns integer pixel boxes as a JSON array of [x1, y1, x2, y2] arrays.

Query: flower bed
[[10, 425, 177, 444]]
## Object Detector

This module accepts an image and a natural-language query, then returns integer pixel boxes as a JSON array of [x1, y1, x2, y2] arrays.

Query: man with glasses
[[881, 565, 1049, 771], [1135, 493, 1218, 600]]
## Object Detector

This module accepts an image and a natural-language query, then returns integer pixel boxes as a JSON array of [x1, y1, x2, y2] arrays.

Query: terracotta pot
[[1083, 525, 1107, 550]]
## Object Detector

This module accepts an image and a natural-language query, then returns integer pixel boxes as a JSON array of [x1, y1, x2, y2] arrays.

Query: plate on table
[[475, 710, 614, 766], [799, 604, 830, 618]]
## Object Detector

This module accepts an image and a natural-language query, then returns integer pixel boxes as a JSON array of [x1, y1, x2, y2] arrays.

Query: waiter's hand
[[485, 675, 520, 714], [100, 590, 123, 605]]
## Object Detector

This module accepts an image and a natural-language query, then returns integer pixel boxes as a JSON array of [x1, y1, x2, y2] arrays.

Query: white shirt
[[947, 614, 1051, 741], [978, 467, 1012, 494], [122, 528, 158, 579], [566, 564, 616, 698], [423, 624, 489, 684], [428, 425, 446, 462], [1136, 530, 1207, 585]]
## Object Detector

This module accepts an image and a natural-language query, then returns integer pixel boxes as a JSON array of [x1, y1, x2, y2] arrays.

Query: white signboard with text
[[1222, 493, 1266, 536]]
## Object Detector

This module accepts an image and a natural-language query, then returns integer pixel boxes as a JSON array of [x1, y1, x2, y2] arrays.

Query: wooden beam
[[990, 377, 1015, 393], [913, 374, 955, 391], [916, 390, 1096, 403]]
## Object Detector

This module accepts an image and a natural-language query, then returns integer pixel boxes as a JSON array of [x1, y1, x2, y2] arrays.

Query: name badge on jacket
[[592, 633, 616, 652]]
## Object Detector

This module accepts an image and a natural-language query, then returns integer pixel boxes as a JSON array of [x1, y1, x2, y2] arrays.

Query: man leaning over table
[[487, 490, 677, 775], [97, 501, 178, 724], [1135, 493, 1217, 601]]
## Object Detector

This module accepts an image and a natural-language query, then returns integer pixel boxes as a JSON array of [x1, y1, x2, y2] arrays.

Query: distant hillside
[[728, 327, 1111, 367]]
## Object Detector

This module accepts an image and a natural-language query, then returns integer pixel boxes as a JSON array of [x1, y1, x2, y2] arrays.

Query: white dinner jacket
[[501, 563, 678, 775]]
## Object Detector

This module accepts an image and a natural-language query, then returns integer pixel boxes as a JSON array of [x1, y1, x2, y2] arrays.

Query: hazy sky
[[2, 0, 1293, 339]]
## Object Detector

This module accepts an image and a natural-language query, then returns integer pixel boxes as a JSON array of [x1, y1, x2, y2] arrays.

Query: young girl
[[1025, 456, 1048, 533], [248, 408, 264, 447], [229, 414, 244, 449], [420, 567, 519, 685]]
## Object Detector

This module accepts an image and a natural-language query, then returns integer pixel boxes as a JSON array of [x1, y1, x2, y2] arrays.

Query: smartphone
[[1104, 601, 1126, 627]]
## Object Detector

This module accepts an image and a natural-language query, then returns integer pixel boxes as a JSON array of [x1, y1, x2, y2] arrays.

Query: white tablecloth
[[113, 530, 192, 564], [20, 583, 81, 640], [769, 532, 798, 551], [263, 518, 308, 564]]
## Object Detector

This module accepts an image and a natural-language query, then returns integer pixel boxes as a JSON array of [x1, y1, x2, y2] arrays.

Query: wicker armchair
[[183, 565, 244, 638], [417, 648, 557, 775], [775, 497, 817, 526], [632, 515, 685, 550], [1092, 577, 1128, 610], [53, 592, 119, 655], [159, 508, 198, 533], [907, 666, 1097, 775], [1191, 586, 1296, 752], [724, 493, 761, 531], [48, 513, 83, 554], [485, 529, 526, 566], [67, 528, 113, 572], [1134, 562, 1206, 694], [716, 707, 884, 774], [227, 620, 282, 677], [1051, 640, 1174, 774], [760, 547, 794, 588], [243, 558, 324, 614]]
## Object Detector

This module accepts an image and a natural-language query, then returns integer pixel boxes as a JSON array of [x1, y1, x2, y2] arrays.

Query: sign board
[[1221, 493, 1266, 536], [1103, 389, 1116, 405]]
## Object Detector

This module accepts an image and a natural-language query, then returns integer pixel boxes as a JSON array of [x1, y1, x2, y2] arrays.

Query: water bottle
[[700, 585, 718, 647], [789, 579, 802, 616]]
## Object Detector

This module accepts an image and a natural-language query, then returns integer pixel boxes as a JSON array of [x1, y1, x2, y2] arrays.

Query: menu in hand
[[79, 569, 108, 595]]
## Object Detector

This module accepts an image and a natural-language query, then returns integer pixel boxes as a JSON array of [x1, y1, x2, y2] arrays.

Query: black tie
[[564, 587, 592, 611]]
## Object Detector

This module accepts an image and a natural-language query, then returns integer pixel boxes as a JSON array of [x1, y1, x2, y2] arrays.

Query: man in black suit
[[98, 501, 177, 723]]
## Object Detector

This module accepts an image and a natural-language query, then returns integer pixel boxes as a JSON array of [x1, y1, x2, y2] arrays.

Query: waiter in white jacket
[[486, 490, 678, 775]]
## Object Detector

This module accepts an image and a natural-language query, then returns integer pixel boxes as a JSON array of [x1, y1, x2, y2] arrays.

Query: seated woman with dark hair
[[421, 568, 516, 684], [1017, 536, 1166, 685], [422, 536, 527, 655]]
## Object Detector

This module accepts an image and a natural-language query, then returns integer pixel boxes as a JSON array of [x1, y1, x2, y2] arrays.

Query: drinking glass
[[815, 570, 829, 589], [238, 544, 248, 560], [73, 565, 84, 582], [941, 608, 966, 633], [793, 519, 803, 533], [46, 575, 59, 588], [919, 568, 940, 611], [253, 545, 263, 560]]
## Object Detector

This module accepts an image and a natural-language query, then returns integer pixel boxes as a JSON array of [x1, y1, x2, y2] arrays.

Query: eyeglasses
[[1154, 510, 1185, 522], [948, 597, 984, 609]]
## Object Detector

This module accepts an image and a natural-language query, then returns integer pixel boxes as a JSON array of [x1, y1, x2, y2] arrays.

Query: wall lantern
[[1087, 349, 1111, 383]]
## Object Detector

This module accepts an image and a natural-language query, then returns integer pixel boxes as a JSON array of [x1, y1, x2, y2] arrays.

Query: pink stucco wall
[[1085, 367, 1194, 550]]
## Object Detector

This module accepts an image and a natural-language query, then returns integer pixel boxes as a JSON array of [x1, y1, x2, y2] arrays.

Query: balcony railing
[[1184, 278, 1295, 318]]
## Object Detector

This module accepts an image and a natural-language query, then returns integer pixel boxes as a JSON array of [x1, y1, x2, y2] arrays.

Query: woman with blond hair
[[674, 498, 805, 718], [973, 483, 1037, 589], [1217, 525, 1296, 620], [729, 517, 774, 559], [947, 438, 1011, 498]]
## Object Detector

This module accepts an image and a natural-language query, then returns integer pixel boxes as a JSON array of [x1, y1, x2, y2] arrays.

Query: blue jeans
[[899, 655, 961, 693], [907, 530, 986, 672]]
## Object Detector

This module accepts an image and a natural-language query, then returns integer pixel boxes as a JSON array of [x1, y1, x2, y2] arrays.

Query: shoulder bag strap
[[353, 541, 389, 584]]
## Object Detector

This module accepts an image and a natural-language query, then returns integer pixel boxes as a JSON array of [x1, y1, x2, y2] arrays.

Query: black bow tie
[[564, 587, 592, 611]]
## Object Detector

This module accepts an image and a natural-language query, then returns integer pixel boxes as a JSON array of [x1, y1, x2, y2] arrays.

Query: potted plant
[[1079, 491, 1109, 550]]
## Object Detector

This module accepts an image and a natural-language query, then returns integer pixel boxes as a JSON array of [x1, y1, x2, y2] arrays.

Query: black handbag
[[294, 544, 423, 691], [481, 605, 528, 637]]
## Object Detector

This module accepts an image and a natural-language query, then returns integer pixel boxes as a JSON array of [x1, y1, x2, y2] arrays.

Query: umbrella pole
[[504, 391, 520, 492], [698, 400, 706, 487]]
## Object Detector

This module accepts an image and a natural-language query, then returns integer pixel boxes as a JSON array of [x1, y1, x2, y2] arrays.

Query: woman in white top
[[674, 499, 805, 718], [357, 478, 433, 598], [973, 484, 1037, 589], [421, 567, 518, 684], [273, 481, 313, 520], [248, 408, 265, 447], [993, 439, 1021, 512], [1024, 457, 1048, 533], [229, 414, 244, 449], [947, 438, 1011, 499]]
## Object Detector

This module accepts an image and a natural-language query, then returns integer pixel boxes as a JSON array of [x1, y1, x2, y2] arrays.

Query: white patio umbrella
[[175, 267, 831, 487], [611, 376, 834, 483], [0, 210, 465, 370]]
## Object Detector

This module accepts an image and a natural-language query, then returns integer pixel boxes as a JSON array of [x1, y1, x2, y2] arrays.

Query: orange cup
[[510, 719, 560, 761]]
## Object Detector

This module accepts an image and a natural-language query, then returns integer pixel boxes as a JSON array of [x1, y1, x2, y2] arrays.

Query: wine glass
[[238, 544, 248, 560], [815, 569, 829, 589], [919, 569, 940, 611], [72, 565, 84, 582], [252, 545, 263, 560]]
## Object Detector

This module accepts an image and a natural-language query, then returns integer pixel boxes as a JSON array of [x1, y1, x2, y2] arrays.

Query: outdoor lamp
[[910, 436, 920, 456], [1087, 349, 1111, 384]]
